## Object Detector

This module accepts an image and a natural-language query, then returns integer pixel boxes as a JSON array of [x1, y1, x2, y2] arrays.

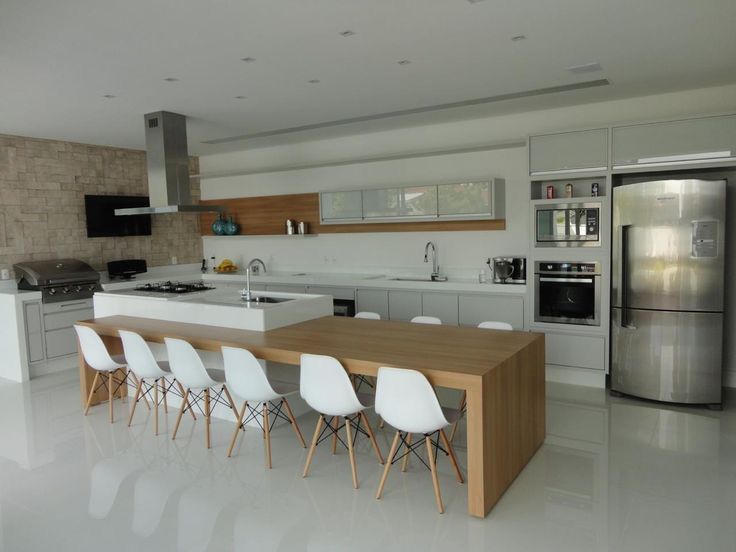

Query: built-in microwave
[[534, 202, 601, 247]]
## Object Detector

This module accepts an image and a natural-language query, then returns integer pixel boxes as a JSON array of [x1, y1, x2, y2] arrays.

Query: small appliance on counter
[[107, 259, 147, 280], [489, 256, 526, 284]]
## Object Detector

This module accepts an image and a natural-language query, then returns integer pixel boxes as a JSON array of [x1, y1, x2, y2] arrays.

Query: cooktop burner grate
[[134, 281, 215, 294]]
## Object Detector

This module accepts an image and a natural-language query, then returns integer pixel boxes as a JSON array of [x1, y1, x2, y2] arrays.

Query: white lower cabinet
[[421, 292, 459, 325], [545, 332, 605, 371], [24, 302, 44, 363], [387, 290, 422, 322], [458, 294, 524, 329], [356, 289, 389, 319]]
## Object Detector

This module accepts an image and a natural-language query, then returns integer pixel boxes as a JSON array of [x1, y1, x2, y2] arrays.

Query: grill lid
[[13, 259, 100, 286]]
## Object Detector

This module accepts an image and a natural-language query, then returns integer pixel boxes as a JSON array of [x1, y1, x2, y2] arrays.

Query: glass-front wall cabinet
[[362, 185, 437, 219], [438, 181, 492, 217]]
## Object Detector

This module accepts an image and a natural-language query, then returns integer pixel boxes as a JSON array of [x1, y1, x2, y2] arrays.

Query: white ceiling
[[2, 0, 735, 154]]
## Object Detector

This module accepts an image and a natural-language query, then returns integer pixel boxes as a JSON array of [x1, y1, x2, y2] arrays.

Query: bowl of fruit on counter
[[214, 259, 239, 273]]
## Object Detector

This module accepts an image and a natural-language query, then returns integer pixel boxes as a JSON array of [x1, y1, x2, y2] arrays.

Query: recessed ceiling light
[[511, 35, 527, 41], [234, 95, 246, 99], [240, 57, 256, 63], [308, 79, 321, 84], [567, 62, 602, 74], [339, 30, 356, 37], [163, 77, 179, 82], [102, 94, 116, 99], [397, 59, 411, 65], [466, 0, 487, 3]]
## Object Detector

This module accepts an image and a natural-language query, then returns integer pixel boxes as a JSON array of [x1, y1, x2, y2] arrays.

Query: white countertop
[[202, 270, 528, 294]]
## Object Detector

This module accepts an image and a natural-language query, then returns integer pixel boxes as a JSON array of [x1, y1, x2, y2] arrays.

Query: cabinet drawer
[[306, 286, 356, 301], [45, 327, 78, 358], [44, 308, 94, 331], [546, 333, 605, 370], [42, 299, 93, 314]]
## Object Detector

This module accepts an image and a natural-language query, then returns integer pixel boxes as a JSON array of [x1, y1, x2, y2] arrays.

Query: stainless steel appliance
[[611, 179, 726, 406], [492, 256, 526, 284], [14, 259, 101, 303], [535, 201, 601, 247], [14, 259, 100, 362], [135, 281, 215, 294], [534, 261, 601, 325]]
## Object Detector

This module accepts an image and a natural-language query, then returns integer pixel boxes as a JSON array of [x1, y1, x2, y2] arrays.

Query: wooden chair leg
[[129, 373, 150, 411], [402, 433, 412, 472], [302, 415, 324, 478], [360, 412, 384, 464], [176, 381, 196, 420], [331, 416, 339, 455], [154, 378, 159, 436], [345, 416, 359, 489], [84, 372, 100, 415], [227, 401, 247, 458], [162, 379, 168, 413], [118, 368, 127, 399], [172, 389, 190, 440], [222, 385, 239, 419], [376, 431, 401, 499], [127, 378, 144, 427], [204, 388, 211, 449], [426, 436, 444, 513], [440, 429, 464, 484], [282, 398, 307, 448], [263, 402, 272, 469], [108, 371, 114, 423]]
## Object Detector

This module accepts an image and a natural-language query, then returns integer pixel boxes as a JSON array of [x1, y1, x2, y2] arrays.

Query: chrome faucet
[[241, 258, 267, 301], [424, 241, 447, 281]]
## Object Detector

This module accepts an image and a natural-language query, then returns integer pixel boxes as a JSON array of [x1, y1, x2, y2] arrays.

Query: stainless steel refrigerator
[[611, 179, 726, 405]]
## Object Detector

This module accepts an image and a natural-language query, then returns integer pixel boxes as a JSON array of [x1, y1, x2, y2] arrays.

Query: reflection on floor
[[0, 371, 734, 551]]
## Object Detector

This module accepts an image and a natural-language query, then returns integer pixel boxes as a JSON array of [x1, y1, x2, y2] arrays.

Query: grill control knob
[[48, 288, 57, 295], [88, 285, 96, 291], [62, 287, 70, 294]]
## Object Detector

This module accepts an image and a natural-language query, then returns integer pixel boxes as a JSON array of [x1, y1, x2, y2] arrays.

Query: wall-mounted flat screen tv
[[84, 195, 152, 237]]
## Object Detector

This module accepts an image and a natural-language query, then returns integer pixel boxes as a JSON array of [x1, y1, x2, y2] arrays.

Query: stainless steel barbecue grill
[[14, 259, 101, 304]]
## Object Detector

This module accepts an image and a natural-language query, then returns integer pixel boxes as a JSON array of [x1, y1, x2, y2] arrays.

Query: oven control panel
[[535, 261, 601, 275]]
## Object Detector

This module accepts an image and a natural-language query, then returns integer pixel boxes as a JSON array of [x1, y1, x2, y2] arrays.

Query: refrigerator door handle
[[621, 224, 634, 328]]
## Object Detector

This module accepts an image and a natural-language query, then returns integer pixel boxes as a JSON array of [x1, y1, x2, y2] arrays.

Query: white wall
[[200, 83, 736, 386]]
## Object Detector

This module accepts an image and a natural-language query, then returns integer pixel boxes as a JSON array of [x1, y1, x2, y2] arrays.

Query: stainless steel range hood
[[116, 111, 222, 215]]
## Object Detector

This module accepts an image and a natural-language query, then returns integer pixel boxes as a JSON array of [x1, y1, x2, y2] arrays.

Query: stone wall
[[0, 133, 203, 275]]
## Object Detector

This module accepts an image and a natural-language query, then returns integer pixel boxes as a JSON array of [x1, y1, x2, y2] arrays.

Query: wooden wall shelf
[[199, 193, 505, 236]]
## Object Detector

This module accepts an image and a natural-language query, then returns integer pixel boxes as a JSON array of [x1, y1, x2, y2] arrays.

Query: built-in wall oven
[[534, 261, 601, 326], [535, 202, 601, 247]]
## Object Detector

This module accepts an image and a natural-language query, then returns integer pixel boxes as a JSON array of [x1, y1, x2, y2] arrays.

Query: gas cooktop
[[134, 281, 215, 294]]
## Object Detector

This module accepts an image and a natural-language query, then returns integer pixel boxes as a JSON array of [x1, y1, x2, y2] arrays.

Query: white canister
[[0, 268, 10, 280]]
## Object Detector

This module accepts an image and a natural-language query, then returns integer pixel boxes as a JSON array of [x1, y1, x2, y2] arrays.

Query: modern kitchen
[[1, 1, 735, 551]]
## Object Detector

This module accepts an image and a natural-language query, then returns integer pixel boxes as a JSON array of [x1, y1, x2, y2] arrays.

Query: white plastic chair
[[222, 346, 306, 467], [449, 321, 514, 442], [354, 311, 381, 320], [410, 315, 442, 325], [374, 366, 464, 513], [300, 353, 384, 489], [477, 320, 513, 330], [75, 324, 132, 423], [164, 337, 238, 449], [119, 330, 193, 436]]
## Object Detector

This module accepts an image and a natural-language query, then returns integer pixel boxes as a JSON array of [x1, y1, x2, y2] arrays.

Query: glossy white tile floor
[[0, 371, 734, 552]]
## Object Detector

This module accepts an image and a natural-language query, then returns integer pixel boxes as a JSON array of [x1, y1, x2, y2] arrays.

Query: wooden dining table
[[77, 314, 545, 518]]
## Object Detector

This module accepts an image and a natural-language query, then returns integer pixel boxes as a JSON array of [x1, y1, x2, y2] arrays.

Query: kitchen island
[[77, 314, 545, 519]]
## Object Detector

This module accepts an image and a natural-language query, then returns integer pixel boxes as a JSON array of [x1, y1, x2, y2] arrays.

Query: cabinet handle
[[59, 302, 88, 308]]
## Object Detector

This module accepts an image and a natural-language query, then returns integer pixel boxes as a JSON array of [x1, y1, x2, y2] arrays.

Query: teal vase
[[211, 213, 226, 235], [224, 216, 240, 235]]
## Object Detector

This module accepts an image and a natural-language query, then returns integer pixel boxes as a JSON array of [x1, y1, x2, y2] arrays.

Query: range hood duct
[[115, 111, 222, 215]]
